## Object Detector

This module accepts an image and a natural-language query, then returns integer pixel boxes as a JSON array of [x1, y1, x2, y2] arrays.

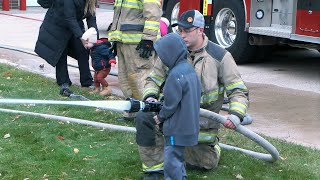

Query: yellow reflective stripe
[[229, 102, 247, 115], [115, 0, 143, 9], [198, 132, 217, 143], [149, 72, 165, 86], [109, 30, 143, 43], [200, 90, 219, 104], [145, 21, 160, 31], [143, 87, 159, 98], [142, 162, 164, 172], [114, 0, 121, 5], [214, 144, 221, 157], [143, 0, 160, 6], [200, 85, 225, 105], [226, 81, 247, 92]]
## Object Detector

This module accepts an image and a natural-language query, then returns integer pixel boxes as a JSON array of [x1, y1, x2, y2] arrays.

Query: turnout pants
[[116, 43, 157, 100], [136, 112, 221, 173]]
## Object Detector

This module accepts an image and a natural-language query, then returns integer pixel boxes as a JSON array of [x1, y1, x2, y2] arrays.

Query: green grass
[[0, 63, 320, 179]]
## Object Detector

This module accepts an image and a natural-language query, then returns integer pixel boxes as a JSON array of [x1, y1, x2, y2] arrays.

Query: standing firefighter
[[108, 0, 162, 121], [135, 10, 249, 179], [108, 0, 161, 97]]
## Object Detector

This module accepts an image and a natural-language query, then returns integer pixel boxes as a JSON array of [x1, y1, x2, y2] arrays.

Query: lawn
[[0, 63, 319, 179]]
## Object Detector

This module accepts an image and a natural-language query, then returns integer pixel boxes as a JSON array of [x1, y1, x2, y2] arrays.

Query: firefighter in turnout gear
[[135, 10, 249, 178], [108, 0, 161, 100]]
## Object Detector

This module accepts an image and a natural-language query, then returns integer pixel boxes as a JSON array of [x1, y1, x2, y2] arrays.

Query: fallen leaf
[[12, 115, 22, 121], [280, 156, 287, 160], [73, 148, 79, 153], [88, 169, 96, 173], [236, 174, 243, 179], [3, 133, 10, 139], [57, 136, 65, 140], [3, 72, 12, 77], [43, 174, 49, 178]]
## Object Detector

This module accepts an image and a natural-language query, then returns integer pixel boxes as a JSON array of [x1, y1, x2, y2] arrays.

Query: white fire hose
[[0, 98, 279, 162]]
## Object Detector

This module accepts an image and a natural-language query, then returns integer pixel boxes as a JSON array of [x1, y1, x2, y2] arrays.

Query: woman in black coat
[[35, 0, 98, 94]]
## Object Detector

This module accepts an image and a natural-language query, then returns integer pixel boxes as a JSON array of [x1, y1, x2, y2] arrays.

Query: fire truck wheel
[[211, 0, 257, 64], [164, 0, 179, 33]]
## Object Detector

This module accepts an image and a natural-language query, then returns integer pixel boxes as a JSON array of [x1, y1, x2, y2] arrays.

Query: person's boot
[[99, 86, 112, 96], [90, 87, 100, 94], [59, 83, 73, 97]]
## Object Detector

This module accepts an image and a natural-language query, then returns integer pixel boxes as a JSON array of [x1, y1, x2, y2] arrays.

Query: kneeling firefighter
[[135, 10, 249, 179]]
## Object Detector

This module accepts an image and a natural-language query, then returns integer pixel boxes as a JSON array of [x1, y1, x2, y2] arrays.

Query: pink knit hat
[[160, 17, 170, 37]]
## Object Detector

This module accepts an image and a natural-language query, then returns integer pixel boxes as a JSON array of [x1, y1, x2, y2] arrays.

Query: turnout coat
[[35, 0, 98, 67]]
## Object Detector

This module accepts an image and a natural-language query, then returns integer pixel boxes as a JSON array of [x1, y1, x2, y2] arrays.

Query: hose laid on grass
[[0, 106, 279, 162], [0, 108, 136, 133]]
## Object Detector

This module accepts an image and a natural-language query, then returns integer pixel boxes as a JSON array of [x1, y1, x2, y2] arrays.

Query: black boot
[[59, 83, 73, 97]]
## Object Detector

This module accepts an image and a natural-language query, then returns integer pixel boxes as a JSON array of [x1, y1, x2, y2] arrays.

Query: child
[[160, 17, 170, 37], [153, 33, 201, 179], [82, 28, 116, 96]]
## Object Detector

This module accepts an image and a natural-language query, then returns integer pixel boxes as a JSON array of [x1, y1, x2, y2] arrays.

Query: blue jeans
[[164, 145, 187, 180]]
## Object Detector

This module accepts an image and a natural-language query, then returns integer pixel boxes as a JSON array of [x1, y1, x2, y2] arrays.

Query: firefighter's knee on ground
[[135, 111, 156, 146]]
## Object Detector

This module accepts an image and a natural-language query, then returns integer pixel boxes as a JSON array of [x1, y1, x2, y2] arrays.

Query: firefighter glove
[[136, 40, 154, 58]]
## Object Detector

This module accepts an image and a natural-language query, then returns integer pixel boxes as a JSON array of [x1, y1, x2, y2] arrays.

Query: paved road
[[238, 49, 320, 149], [0, 6, 319, 149]]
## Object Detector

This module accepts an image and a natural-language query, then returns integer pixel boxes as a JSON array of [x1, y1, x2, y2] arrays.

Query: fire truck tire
[[164, 0, 179, 33], [211, 0, 257, 64]]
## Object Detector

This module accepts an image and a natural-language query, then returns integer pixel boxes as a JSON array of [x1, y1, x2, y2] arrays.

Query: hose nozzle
[[127, 98, 162, 113]]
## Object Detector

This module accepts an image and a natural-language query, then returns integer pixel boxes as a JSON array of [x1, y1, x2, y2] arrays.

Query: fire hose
[[0, 98, 279, 162]]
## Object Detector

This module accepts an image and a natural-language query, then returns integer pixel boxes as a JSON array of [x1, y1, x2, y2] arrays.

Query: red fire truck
[[162, 0, 320, 63]]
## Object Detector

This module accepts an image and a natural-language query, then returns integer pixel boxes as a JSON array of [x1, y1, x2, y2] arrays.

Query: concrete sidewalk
[[0, 6, 123, 96]]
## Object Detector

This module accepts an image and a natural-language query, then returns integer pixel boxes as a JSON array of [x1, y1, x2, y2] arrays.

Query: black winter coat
[[35, 0, 98, 67]]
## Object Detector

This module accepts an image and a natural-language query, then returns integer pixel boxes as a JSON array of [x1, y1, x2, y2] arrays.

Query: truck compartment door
[[295, 0, 320, 38]]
